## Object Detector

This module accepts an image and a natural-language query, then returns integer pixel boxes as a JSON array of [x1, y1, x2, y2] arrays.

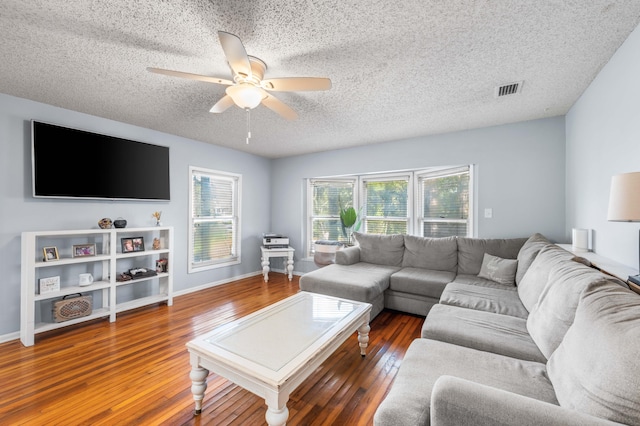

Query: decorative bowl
[[113, 218, 127, 228]]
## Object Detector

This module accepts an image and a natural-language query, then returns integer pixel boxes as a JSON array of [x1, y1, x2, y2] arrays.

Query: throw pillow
[[477, 253, 518, 285]]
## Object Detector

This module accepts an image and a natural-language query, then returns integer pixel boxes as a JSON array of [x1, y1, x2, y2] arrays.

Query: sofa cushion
[[299, 262, 399, 302], [373, 338, 557, 426], [439, 282, 528, 318], [527, 260, 624, 359], [457, 237, 527, 275], [515, 233, 551, 285], [353, 232, 405, 267], [477, 253, 518, 285], [402, 235, 458, 272], [547, 282, 640, 425], [423, 304, 546, 363], [389, 267, 455, 299], [517, 244, 574, 312]]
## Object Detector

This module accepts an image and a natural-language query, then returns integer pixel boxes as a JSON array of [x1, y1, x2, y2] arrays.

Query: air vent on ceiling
[[495, 81, 523, 98]]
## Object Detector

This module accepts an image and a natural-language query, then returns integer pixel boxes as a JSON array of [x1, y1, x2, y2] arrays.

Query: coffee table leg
[[265, 404, 289, 426], [357, 323, 370, 356], [190, 366, 209, 415]]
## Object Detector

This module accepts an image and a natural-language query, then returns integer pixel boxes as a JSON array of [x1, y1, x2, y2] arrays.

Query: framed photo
[[39, 276, 60, 294], [43, 246, 59, 261], [73, 243, 96, 258], [122, 237, 145, 253]]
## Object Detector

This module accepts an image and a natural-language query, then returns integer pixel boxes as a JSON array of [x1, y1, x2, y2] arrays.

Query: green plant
[[339, 205, 362, 244]]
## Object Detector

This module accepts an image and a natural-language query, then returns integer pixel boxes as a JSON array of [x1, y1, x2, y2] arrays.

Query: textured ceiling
[[2, 1, 640, 159]]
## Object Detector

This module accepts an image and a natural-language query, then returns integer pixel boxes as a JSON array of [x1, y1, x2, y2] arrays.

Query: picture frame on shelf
[[39, 276, 60, 294], [43, 246, 59, 261], [122, 237, 145, 253], [73, 243, 96, 258]]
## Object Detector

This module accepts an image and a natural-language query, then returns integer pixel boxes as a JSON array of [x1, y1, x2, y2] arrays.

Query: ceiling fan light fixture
[[226, 84, 263, 109]]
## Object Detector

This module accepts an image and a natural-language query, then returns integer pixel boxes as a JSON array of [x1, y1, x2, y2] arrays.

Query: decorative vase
[[113, 218, 127, 228], [152, 211, 162, 226]]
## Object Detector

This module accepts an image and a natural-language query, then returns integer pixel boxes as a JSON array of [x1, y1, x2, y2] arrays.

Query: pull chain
[[245, 108, 251, 144]]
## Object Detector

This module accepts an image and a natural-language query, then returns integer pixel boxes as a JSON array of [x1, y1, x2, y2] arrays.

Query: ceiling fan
[[147, 31, 332, 121]]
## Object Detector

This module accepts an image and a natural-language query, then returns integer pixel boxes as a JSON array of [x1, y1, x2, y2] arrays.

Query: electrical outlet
[[484, 208, 493, 219]]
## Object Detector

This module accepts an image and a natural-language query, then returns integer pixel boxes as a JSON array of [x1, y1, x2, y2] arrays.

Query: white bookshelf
[[21, 226, 173, 346]]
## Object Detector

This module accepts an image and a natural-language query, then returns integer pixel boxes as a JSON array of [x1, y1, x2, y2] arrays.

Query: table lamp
[[607, 171, 640, 285]]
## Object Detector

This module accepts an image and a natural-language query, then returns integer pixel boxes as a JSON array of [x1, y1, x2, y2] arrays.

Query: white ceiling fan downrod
[[245, 107, 251, 144]]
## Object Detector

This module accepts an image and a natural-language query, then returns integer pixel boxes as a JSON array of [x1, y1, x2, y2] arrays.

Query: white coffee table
[[186, 291, 372, 426]]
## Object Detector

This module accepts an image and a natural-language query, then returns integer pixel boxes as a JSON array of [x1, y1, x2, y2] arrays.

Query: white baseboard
[[174, 269, 302, 298], [173, 270, 263, 297], [0, 331, 20, 345]]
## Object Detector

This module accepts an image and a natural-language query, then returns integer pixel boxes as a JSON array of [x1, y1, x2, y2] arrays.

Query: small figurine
[[152, 237, 160, 250]]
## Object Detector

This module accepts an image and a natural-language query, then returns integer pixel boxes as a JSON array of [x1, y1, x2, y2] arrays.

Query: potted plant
[[339, 205, 362, 245]]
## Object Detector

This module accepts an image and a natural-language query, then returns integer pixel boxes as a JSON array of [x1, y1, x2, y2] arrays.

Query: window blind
[[309, 179, 355, 249], [190, 168, 240, 270]]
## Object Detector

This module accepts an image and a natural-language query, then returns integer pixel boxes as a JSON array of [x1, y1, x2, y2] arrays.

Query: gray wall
[[566, 23, 640, 270], [271, 117, 567, 272], [0, 93, 271, 338]]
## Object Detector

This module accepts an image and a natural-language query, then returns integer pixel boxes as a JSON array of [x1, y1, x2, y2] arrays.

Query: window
[[189, 167, 241, 272], [417, 166, 471, 238], [361, 174, 411, 235], [306, 166, 473, 256], [307, 178, 357, 252]]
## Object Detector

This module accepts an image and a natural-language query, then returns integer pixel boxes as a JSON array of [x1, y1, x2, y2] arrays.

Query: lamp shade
[[607, 172, 640, 222], [226, 84, 263, 109]]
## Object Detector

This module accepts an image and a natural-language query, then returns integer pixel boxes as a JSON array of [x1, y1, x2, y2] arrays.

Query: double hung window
[[307, 178, 357, 252], [360, 174, 411, 235], [189, 166, 241, 272], [417, 166, 471, 238]]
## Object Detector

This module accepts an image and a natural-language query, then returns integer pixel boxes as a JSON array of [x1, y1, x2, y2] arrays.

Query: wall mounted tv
[[31, 120, 170, 201]]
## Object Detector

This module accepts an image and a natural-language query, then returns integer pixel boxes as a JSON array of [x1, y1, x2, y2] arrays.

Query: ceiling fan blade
[[259, 90, 298, 120], [261, 77, 332, 92], [218, 31, 252, 79], [210, 95, 235, 113], [147, 67, 233, 85]]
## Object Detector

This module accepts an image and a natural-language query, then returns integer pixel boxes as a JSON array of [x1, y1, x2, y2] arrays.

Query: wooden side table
[[260, 246, 295, 282]]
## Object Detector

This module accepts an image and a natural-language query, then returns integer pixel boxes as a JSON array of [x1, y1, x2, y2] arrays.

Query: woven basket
[[53, 294, 92, 323]]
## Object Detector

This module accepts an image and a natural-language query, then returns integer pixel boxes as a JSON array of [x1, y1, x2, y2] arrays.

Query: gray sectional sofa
[[299, 232, 640, 425], [300, 232, 530, 319]]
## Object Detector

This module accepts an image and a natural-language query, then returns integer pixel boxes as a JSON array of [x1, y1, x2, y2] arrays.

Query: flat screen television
[[31, 120, 170, 201]]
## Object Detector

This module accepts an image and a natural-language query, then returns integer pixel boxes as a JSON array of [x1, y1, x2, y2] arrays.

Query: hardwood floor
[[0, 274, 424, 425]]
